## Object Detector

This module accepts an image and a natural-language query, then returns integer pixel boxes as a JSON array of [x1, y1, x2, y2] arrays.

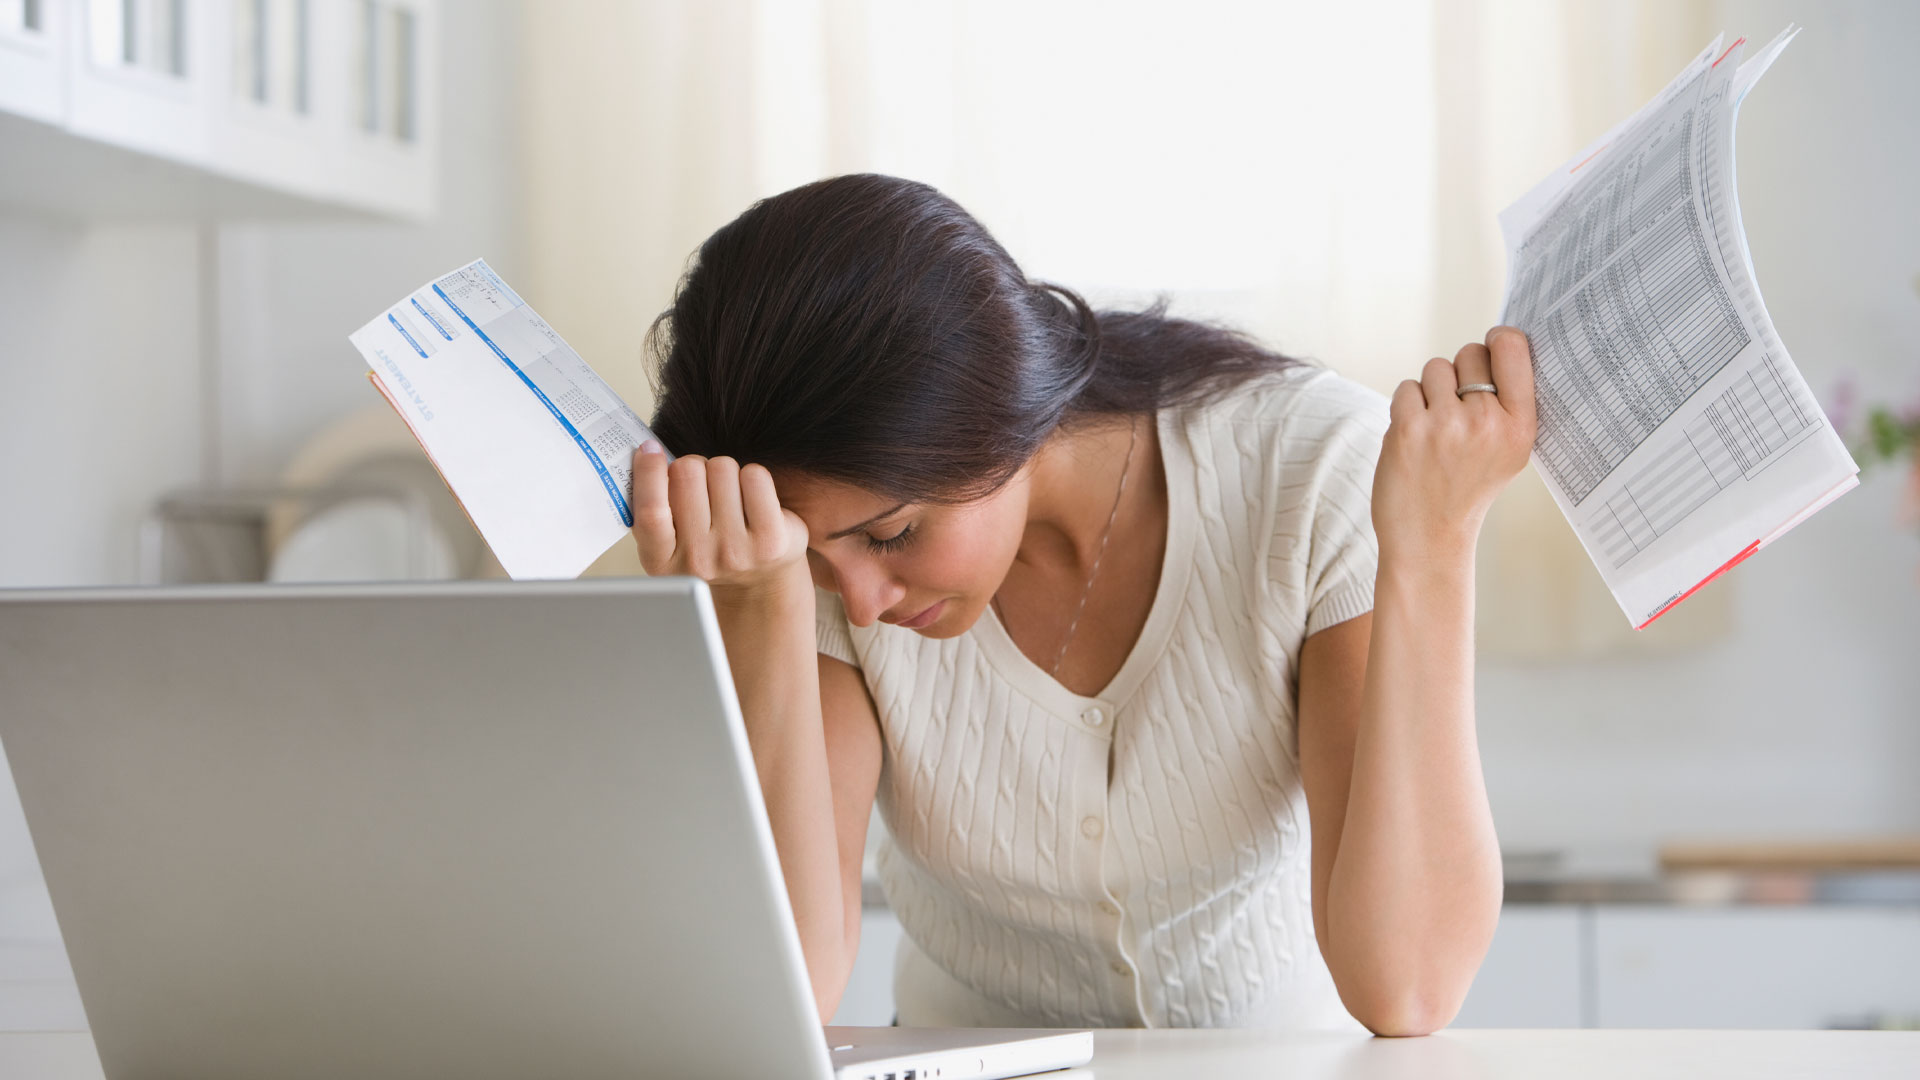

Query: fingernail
[[640, 439, 663, 455]]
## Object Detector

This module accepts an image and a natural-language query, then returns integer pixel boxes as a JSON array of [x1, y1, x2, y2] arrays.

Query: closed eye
[[866, 522, 917, 554]]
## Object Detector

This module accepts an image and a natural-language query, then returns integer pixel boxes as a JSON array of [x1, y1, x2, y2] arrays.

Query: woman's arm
[[708, 578, 882, 1022], [631, 447, 882, 1022], [1298, 326, 1538, 1037]]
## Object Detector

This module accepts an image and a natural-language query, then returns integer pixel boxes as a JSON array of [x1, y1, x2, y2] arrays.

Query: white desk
[[3, 1027, 1916, 1078]]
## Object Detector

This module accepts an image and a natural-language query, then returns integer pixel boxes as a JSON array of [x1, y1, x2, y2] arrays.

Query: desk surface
[[4, 1027, 1916, 1079]]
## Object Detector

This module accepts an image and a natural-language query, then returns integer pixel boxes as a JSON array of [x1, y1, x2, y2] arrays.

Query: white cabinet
[[210, 0, 434, 217], [0, 0, 433, 220], [1452, 906, 1587, 1028], [1592, 907, 1920, 1029], [1463, 904, 1920, 1029], [64, 0, 211, 162], [0, 0, 67, 123]]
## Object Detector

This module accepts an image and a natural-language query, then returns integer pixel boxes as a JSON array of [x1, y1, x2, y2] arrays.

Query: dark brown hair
[[645, 172, 1307, 504]]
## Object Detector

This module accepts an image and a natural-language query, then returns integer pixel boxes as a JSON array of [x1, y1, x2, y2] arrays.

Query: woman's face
[[772, 467, 1033, 637]]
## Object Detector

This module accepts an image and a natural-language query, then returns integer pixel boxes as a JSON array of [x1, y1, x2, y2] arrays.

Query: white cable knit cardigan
[[815, 366, 1390, 1031]]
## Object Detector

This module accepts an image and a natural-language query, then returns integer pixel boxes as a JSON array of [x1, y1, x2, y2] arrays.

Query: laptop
[[0, 579, 1092, 1080]]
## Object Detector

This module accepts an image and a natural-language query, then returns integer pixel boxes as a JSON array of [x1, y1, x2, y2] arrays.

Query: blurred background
[[1, 0, 1917, 1032]]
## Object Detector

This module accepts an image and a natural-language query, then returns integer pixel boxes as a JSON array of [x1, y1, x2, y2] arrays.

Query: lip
[[892, 599, 946, 630]]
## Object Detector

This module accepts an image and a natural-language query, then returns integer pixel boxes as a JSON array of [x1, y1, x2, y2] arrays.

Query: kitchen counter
[[4, 1027, 1917, 1078], [858, 846, 1920, 908], [1503, 868, 1920, 905], [1501, 845, 1920, 905]]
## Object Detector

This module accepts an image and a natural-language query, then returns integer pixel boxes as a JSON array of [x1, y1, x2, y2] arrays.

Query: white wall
[[0, 222, 205, 585], [1478, 0, 1920, 856]]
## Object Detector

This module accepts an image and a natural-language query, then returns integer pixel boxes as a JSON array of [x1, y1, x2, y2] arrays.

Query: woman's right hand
[[628, 440, 812, 600]]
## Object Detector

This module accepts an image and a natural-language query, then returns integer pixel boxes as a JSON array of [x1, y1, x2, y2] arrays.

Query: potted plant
[[1828, 375, 1920, 579]]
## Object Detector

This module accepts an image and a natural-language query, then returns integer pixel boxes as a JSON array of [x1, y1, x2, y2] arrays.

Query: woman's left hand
[[1371, 325, 1538, 561]]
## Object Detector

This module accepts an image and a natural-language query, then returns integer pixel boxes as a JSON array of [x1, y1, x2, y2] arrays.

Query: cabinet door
[[65, 0, 212, 161], [212, 0, 434, 219], [1593, 906, 1920, 1028], [0, 0, 67, 124], [1450, 905, 1586, 1028], [317, 0, 433, 218]]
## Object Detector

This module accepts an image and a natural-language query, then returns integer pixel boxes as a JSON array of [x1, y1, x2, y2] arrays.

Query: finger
[[1486, 325, 1537, 422], [705, 456, 746, 541], [667, 454, 712, 541], [1390, 378, 1426, 425], [1421, 356, 1459, 410], [1453, 342, 1494, 403], [629, 443, 675, 568], [738, 462, 783, 537]]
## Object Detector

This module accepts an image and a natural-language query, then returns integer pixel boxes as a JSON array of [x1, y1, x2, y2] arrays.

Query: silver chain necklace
[[994, 416, 1140, 678]]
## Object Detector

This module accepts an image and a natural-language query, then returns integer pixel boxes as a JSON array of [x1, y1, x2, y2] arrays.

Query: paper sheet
[[1497, 26, 1859, 628], [348, 259, 673, 579]]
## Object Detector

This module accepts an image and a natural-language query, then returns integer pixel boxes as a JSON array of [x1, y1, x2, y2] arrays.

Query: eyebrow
[[826, 502, 909, 540]]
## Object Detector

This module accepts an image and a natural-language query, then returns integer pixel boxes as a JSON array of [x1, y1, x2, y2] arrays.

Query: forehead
[[769, 469, 904, 531]]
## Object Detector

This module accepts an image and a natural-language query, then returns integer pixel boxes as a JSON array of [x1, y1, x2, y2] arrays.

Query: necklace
[[993, 416, 1140, 678]]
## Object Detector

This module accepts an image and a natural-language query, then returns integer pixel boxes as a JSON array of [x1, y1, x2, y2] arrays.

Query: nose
[[828, 558, 906, 629]]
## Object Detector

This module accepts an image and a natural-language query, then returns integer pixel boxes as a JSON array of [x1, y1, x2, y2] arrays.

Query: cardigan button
[[1098, 899, 1121, 917], [1081, 706, 1107, 728], [1110, 959, 1133, 978], [1080, 816, 1105, 839]]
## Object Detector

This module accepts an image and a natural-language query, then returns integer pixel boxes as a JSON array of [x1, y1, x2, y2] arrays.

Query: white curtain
[[525, 0, 1727, 651], [747, 0, 1440, 387]]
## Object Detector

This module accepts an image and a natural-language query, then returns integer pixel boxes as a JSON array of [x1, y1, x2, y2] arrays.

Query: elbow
[[1342, 980, 1468, 1038], [1356, 1004, 1453, 1038], [1328, 899, 1500, 1037], [809, 953, 852, 1025], [809, 919, 863, 1024]]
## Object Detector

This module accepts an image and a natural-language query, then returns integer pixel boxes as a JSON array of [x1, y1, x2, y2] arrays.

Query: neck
[[1017, 414, 1150, 577]]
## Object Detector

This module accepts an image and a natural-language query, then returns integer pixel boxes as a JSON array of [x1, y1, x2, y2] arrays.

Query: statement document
[[348, 259, 672, 579], [1498, 27, 1859, 628]]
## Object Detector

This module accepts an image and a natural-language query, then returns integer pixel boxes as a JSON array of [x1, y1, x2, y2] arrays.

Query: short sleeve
[[814, 586, 860, 667], [1295, 375, 1391, 636]]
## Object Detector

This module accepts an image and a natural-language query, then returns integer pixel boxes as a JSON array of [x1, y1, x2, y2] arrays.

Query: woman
[[629, 173, 1535, 1036]]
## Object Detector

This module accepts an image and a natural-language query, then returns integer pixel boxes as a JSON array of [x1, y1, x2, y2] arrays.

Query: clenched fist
[[628, 441, 812, 600], [1371, 326, 1539, 560]]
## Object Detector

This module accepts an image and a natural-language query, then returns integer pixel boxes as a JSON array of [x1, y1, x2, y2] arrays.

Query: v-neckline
[[973, 406, 1195, 718]]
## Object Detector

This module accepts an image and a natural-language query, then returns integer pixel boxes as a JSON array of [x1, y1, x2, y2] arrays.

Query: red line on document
[[1569, 142, 1611, 174], [1634, 540, 1761, 630], [1711, 37, 1746, 68]]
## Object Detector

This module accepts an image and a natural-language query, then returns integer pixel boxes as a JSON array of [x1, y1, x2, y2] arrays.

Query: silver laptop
[[0, 579, 1092, 1080]]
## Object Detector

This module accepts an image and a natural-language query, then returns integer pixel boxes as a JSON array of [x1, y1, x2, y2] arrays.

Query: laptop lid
[[0, 579, 835, 1080]]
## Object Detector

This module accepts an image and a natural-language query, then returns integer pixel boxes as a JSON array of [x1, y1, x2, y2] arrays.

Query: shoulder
[[1178, 364, 1388, 426], [1173, 366, 1389, 586], [1174, 364, 1391, 467], [1192, 369, 1388, 634]]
